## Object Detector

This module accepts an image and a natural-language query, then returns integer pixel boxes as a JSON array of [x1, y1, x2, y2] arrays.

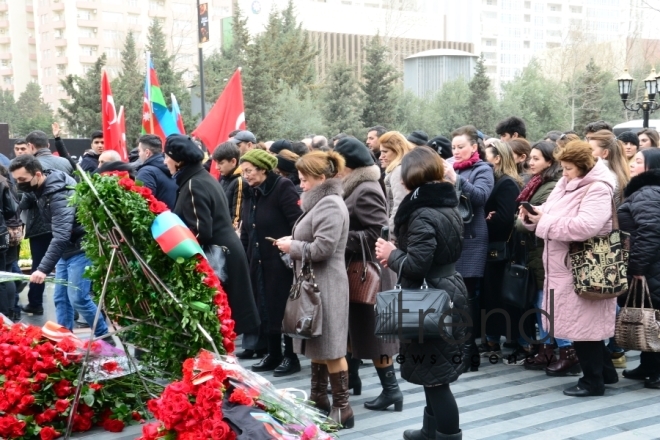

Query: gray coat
[[455, 160, 494, 279], [290, 178, 350, 360]]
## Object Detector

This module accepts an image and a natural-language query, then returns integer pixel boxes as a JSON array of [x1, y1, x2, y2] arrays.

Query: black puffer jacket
[[618, 169, 660, 309], [387, 182, 468, 386], [31, 170, 85, 274]]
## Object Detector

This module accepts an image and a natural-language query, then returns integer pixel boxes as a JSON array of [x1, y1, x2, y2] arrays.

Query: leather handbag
[[500, 233, 535, 308], [569, 198, 630, 300], [455, 178, 473, 224], [615, 277, 660, 352], [347, 231, 381, 305], [203, 244, 230, 283], [374, 257, 455, 341], [282, 243, 323, 339]]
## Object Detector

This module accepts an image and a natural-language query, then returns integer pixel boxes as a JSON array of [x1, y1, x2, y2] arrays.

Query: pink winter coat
[[524, 159, 617, 341]]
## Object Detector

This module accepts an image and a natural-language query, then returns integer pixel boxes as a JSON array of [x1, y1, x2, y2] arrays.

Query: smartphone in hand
[[520, 202, 538, 216], [381, 227, 390, 241]]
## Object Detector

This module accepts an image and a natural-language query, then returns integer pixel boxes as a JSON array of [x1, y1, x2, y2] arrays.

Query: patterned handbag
[[568, 198, 630, 300], [615, 277, 660, 352]]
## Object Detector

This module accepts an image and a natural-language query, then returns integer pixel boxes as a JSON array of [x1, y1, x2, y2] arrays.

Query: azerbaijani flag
[[142, 52, 180, 144], [151, 212, 203, 260], [171, 93, 186, 134]]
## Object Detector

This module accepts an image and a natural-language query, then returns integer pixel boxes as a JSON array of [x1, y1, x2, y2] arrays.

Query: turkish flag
[[192, 69, 245, 178], [101, 71, 128, 161], [118, 105, 127, 153]]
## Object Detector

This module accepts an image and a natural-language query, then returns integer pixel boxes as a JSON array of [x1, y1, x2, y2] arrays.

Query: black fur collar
[[624, 169, 660, 197], [393, 182, 458, 236]]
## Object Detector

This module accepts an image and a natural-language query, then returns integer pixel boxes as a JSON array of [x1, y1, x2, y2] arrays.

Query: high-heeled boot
[[461, 293, 480, 372], [327, 352, 362, 395], [328, 370, 355, 429], [310, 362, 331, 414], [403, 406, 436, 440], [364, 364, 403, 411]]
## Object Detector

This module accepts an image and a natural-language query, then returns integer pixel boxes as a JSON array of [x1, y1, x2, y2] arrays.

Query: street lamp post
[[617, 67, 660, 129]]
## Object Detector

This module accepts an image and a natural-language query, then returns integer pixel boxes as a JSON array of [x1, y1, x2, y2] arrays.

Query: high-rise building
[[0, 0, 38, 98]]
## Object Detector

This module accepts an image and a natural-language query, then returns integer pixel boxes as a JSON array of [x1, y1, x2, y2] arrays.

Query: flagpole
[[147, 51, 154, 135], [196, 0, 206, 118]]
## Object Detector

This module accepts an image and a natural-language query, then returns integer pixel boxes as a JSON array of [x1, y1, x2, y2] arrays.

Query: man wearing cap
[[231, 130, 257, 156]]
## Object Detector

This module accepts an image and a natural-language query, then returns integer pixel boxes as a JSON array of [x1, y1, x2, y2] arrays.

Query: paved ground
[[17, 286, 660, 439]]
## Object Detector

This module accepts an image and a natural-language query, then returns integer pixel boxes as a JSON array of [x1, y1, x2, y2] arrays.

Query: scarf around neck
[[453, 151, 480, 171], [516, 173, 543, 202]]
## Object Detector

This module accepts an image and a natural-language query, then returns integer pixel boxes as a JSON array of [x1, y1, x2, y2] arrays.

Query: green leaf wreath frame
[[72, 169, 236, 378]]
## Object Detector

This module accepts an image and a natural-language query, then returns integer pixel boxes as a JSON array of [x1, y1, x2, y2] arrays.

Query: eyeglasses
[[242, 167, 258, 176]]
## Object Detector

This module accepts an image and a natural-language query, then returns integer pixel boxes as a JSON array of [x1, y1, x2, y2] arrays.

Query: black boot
[[461, 292, 479, 372], [364, 365, 403, 411], [435, 430, 462, 439], [328, 352, 362, 395], [403, 406, 436, 440]]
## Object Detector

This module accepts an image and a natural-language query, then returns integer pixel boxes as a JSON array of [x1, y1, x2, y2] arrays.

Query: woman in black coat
[[163, 135, 260, 338], [238, 149, 303, 377], [617, 147, 660, 390], [479, 141, 526, 362], [376, 147, 467, 440]]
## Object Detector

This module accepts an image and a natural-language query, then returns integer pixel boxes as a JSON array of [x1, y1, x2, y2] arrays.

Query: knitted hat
[[240, 148, 277, 171], [276, 154, 297, 174], [618, 131, 639, 147], [427, 136, 452, 159], [333, 137, 374, 169], [407, 130, 429, 146], [269, 139, 293, 154], [164, 134, 204, 163]]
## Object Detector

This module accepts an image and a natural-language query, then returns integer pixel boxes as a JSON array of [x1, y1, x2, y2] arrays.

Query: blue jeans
[[536, 289, 571, 347], [54, 253, 108, 337]]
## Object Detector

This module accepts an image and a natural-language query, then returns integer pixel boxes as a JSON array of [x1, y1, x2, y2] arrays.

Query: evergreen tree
[[361, 35, 399, 129], [114, 31, 144, 146], [58, 54, 106, 137], [273, 86, 326, 140], [574, 58, 609, 134], [243, 38, 279, 140], [15, 82, 54, 136], [467, 54, 496, 133], [0, 89, 19, 136], [147, 19, 193, 132], [323, 63, 363, 136]]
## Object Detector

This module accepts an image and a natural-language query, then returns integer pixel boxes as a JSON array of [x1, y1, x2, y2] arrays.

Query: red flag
[[192, 69, 245, 177], [101, 71, 127, 161], [118, 106, 127, 153]]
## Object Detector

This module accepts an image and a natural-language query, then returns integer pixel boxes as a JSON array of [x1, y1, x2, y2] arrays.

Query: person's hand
[[275, 237, 292, 254], [52, 122, 61, 138], [486, 211, 495, 221], [443, 161, 456, 183], [30, 270, 47, 284], [375, 237, 396, 267], [525, 209, 543, 225]]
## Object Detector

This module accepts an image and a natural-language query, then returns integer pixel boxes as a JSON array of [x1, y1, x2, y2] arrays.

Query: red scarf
[[453, 151, 480, 171], [516, 174, 543, 202]]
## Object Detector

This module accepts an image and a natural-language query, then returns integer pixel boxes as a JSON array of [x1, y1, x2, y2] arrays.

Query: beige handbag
[[615, 277, 660, 352]]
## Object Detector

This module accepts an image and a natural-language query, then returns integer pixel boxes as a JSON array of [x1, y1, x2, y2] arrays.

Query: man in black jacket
[[10, 155, 109, 338], [212, 141, 244, 229], [136, 135, 177, 209], [79, 130, 104, 173]]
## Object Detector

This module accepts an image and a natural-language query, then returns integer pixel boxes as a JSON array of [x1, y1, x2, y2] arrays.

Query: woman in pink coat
[[521, 140, 619, 397]]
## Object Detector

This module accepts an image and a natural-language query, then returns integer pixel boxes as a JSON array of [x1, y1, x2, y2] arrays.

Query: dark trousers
[[573, 340, 618, 392], [425, 384, 460, 435], [0, 251, 16, 317], [640, 351, 660, 372], [267, 333, 295, 359], [27, 233, 52, 308]]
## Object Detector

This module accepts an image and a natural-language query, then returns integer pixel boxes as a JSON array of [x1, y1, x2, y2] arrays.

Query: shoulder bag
[[374, 257, 455, 341], [347, 231, 382, 305], [569, 197, 630, 299], [614, 277, 660, 352], [282, 243, 323, 339], [500, 231, 536, 309], [455, 177, 473, 224]]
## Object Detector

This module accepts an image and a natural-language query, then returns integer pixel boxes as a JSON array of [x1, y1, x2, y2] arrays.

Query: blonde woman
[[587, 130, 630, 207], [379, 131, 412, 238]]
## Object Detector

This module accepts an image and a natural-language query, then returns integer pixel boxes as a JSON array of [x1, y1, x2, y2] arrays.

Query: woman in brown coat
[[276, 151, 352, 429], [334, 137, 402, 411]]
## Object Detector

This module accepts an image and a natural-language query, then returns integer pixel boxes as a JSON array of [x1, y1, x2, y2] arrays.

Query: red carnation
[[229, 388, 254, 406], [132, 411, 143, 422], [55, 399, 69, 413], [118, 178, 135, 190], [149, 200, 169, 214], [102, 361, 120, 373], [39, 426, 60, 440], [102, 418, 125, 432], [140, 423, 162, 440], [35, 409, 58, 425], [53, 379, 73, 398], [89, 383, 103, 391], [72, 414, 92, 432]]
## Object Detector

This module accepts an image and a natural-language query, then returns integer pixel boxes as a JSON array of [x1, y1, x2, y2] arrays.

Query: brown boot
[[310, 362, 331, 414], [328, 370, 355, 429], [545, 347, 582, 376], [524, 344, 556, 371]]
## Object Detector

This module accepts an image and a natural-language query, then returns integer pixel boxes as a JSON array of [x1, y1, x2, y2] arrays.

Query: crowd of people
[[1, 117, 660, 440]]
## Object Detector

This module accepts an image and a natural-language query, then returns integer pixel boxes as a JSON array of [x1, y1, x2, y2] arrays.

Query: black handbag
[[374, 257, 455, 342], [203, 244, 230, 283], [500, 233, 535, 308], [455, 177, 473, 224], [487, 241, 510, 262]]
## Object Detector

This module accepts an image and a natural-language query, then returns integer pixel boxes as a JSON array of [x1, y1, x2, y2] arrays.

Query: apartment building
[[0, 0, 38, 98]]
